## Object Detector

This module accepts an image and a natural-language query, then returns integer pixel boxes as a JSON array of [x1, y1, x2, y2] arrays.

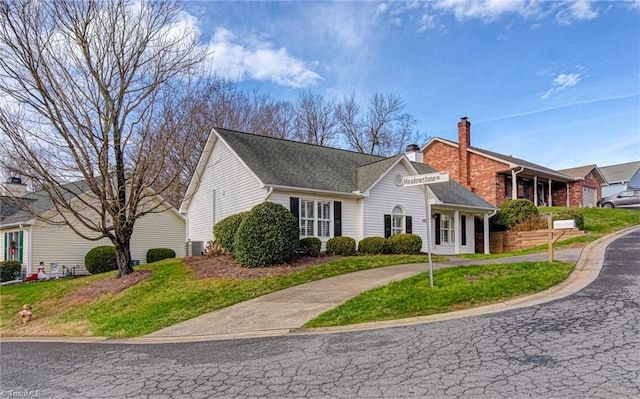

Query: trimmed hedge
[[298, 237, 321, 257], [213, 211, 249, 255], [85, 246, 117, 274], [493, 199, 539, 230], [234, 202, 300, 267], [146, 248, 176, 263], [0, 260, 21, 282], [387, 233, 422, 254], [554, 209, 585, 230], [325, 236, 356, 256], [358, 236, 388, 255]]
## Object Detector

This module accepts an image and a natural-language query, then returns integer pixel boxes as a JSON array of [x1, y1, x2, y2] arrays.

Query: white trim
[[268, 184, 364, 198]]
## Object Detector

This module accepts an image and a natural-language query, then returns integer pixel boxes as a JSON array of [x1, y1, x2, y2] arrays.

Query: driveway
[[1, 228, 638, 398]]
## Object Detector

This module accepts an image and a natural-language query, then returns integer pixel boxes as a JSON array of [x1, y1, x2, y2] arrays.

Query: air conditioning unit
[[185, 241, 204, 256]]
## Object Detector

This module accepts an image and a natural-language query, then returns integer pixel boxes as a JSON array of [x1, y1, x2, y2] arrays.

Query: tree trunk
[[114, 238, 133, 278]]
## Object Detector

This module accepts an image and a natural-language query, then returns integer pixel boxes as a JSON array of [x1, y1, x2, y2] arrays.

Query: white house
[[180, 128, 497, 256], [1, 178, 186, 277], [600, 161, 640, 197]]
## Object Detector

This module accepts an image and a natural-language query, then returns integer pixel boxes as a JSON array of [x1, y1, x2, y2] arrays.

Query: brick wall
[[469, 152, 509, 206], [423, 141, 460, 182]]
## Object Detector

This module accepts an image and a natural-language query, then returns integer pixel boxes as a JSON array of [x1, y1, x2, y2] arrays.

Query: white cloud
[[541, 73, 581, 99], [430, 0, 541, 22], [555, 0, 598, 25], [206, 28, 322, 88]]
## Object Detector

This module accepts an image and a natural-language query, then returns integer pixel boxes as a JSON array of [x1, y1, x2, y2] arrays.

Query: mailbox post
[[402, 172, 449, 287]]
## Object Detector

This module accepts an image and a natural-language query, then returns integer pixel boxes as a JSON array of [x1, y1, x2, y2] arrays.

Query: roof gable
[[558, 164, 608, 184], [600, 161, 640, 184]]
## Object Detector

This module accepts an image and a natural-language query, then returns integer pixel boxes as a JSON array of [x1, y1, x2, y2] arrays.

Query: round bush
[[146, 248, 176, 263], [325, 236, 356, 256], [234, 202, 300, 267], [494, 199, 539, 230], [298, 237, 321, 257], [85, 246, 117, 274], [358, 236, 388, 255], [0, 260, 21, 282], [386, 233, 422, 254], [213, 211, 249, 255], [554, 209, 584, 230]]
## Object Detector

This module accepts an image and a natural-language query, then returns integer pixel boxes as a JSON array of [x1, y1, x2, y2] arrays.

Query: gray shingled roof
[[469, 146, 574, 181], [0, 181, 90, 226], [214, 128, 495, 210], [600, 161, 640, 184]]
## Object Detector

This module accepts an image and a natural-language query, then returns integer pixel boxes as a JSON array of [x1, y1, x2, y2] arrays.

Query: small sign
[[553, 219, 576, 229], [403, 172, 449, 186]]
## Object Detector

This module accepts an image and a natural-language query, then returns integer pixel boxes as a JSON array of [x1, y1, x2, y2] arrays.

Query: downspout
[[511, 167, 524, 200], [264, 186, 274, 202]]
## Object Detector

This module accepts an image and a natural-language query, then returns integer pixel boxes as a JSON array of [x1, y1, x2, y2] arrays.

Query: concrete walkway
[[135, 243, 597, 343]]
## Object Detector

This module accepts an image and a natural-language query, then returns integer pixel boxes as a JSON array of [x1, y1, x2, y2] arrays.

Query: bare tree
[[336, 92, 417, 156], [294, 91, 337, 146], [0, 0, 208, 277]]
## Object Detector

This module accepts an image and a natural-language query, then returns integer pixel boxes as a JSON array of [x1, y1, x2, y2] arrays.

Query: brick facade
[[421, 118, 592, 208]]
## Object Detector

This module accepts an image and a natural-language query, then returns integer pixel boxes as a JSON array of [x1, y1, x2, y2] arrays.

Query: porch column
[[454, 210, 460, 254], [566, 183, 570, 207], [548, 180, 553, 206], [534, 175, 538, 205], [511, 170, 518, 199], [483, 213, 490, 254]]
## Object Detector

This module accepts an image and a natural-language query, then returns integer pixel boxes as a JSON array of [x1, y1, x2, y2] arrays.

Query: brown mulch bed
[[60, 270, 154, 305], [184, 254, 340, 280]]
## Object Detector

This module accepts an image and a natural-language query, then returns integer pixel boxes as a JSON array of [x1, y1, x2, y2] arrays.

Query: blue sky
[[182, 0, 640, 170]]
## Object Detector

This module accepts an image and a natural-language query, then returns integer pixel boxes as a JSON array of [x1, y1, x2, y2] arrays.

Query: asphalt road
[[1, 230, 639, 399]]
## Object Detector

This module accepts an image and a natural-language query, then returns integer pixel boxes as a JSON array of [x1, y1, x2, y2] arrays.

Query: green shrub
[[554, 208, 585, 230], [386, 233, 422, 254], [298, 237, 321, 257], [213, 211, 249, 255], [234, 202, 300, 267], [0, 260, 21, 282], [358, 236, 388, 255], [85, 246, 117, 274], [146, 248, 176, 263], [325, 236, 356, 256], [493, 199, 539, 230]]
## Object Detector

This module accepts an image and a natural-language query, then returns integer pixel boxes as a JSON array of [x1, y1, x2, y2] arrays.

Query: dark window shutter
[[290, 197, 299, 221], [434, 214, 441, 245], [3, 233, 7, 260], [384, 214, 391, 239], [461, 215, 467, 245], [19, 231, 23, 263], [333, 201, 342, 237], [405, 216, 412, 234]]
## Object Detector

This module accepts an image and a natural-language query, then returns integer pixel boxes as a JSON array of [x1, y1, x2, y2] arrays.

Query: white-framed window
[[392, 206, 404, 236], [441, 214, 455, 244], [300, 199, 332, 238]]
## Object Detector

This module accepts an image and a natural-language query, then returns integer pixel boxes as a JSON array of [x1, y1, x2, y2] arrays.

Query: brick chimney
[[458, 117, 471, 188]]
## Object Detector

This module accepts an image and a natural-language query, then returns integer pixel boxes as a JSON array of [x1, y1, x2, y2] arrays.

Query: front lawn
[[0, 254, 435, 338], [304, 261, 574, 327]]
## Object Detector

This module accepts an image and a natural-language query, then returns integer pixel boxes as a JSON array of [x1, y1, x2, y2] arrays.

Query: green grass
[[304, 261, 574, 327], [1, 254, 437, 337], [457, 207, 640, 260]]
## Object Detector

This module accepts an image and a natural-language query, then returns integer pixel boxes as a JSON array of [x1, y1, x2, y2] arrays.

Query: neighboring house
[[1, 177, 186, 277], [180, 128, 497, 256], [557, 165, 607, 208], [600, 161, 640, 197], [422, 117, 601, 208]]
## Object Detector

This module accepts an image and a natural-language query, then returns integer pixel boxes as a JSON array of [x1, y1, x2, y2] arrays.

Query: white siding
[[186, 138, 266, 244], [364, 162, 429, 252], [30, 206, 185, 268], [429, 210, 476, 255], [269, 191, 361, 246]]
